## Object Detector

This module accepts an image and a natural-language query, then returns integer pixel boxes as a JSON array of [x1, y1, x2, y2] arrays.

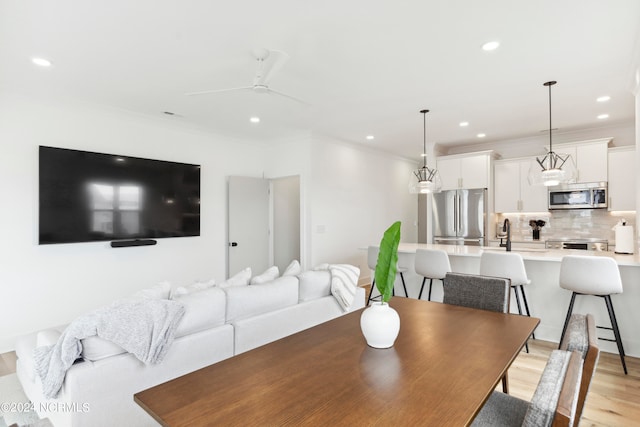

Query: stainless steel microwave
[[548, 182, 607, 210]]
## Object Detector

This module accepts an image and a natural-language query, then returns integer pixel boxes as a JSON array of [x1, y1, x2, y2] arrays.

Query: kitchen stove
[[545, 238, 608, 251]]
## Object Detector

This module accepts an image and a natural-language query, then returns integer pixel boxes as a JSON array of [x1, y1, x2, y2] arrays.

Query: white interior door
[[228, 176, 270, 277]]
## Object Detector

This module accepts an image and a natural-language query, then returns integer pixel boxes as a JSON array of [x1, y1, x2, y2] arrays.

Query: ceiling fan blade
[[267, 88, 309, 106], [254, 50, 290, 86], [185, 86, 252, 96]]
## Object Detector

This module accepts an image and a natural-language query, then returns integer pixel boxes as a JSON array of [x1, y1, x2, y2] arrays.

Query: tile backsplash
[[496, 210, 636, 246]]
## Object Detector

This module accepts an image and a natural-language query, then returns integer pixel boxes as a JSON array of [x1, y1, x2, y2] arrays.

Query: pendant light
[[528, 81, 576, 186], [409, 109, 442, 194]]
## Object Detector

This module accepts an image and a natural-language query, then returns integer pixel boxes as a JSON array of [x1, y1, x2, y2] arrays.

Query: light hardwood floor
[[508, 339, 640, 427], [1, 340, 637, 426]]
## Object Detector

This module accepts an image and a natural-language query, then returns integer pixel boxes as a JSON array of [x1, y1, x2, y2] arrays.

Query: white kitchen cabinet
[[494, 158, 548, 213], [555, 138, 610, 183], [608, 146, 636, 211], [436, 151, 492, 190]]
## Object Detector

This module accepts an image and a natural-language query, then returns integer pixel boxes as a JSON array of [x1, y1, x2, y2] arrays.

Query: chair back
[[479, 251, 530, 286], [559, 313, 599, 424], [559, 255, 623, 295], [442, 273, 510, 313], [523, 350, 583, 427], [367, 246, 379, 271], [414, 249, 451, 279]]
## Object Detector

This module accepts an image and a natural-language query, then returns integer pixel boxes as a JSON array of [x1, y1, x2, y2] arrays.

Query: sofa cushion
[[81, 336, 126, 361], [219, 267, 251, 288], [282, 260, 302, 277], [131, 281, 171, 299], [297, 270, 332, 302], [173, 286, 227, 338], [225, 276, 299, 323], [171, 279, 216, 298], [250, 266, 280, 285]]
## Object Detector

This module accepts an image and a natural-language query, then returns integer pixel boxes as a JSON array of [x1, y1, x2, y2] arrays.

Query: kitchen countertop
[[395, 243, 640, 266]]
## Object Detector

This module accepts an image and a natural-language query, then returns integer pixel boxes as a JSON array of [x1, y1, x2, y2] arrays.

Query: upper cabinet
[[494, 158, 548, 213], [436, 151, 493, 191], [608, 146, 636, 211], [555, 138, 610, 183]]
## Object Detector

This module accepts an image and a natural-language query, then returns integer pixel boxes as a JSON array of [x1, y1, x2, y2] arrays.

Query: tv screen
[[39, 146, 200, 244]]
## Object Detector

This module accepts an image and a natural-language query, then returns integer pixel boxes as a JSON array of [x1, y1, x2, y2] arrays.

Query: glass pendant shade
[[527, 150, 576, 186], [409, 166, 442, 194], [530, 81, 574, 187], [409, 109, 441, 194]]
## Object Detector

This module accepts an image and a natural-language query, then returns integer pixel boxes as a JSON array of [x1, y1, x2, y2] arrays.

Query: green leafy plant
[[374, 221, 401, 303]]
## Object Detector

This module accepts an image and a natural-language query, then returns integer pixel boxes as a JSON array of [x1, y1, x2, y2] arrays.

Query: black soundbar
[[110, 239, 157, 248]]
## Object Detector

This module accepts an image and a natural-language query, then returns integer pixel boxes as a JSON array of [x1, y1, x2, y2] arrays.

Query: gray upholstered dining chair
[[559, 313, 600, 424], [442, 272, 510, 313], [442, 272, 511, 392], [471, 349, 584, 427]]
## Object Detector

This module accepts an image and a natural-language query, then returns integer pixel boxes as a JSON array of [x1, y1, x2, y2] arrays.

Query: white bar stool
[[415, 249, 451, 301], [480, 251, 535, 351], [559, 255, 627, 374], [366, 245, 408, 303]]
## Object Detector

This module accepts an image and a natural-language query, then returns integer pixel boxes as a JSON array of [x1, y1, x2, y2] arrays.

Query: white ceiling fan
[[185, 48, 307, 105]]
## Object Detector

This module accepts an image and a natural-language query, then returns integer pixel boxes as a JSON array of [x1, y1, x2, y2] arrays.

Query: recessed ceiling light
[[459, 121, 469, 127], [597, 114, 609, 120], [420, 153, 427, 157], [250, 117, 260, 123], [366, 135, 374, 140], [477, 133, 486, 138], [482, 41, 500, 51], [32, 57, 52, 67], [597, 96, 611, 102]]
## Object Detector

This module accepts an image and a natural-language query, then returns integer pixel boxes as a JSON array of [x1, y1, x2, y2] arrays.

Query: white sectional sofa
[[15, 269, 365, 427]]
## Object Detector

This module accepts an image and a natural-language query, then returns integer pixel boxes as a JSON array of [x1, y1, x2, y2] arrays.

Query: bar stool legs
[[512, 285, 535, 339], [367, 272, 407, 304], [559, 291, 627, 375], [418, 277, 436, 301]]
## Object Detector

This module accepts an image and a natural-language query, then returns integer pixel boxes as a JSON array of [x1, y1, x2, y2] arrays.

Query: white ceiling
[[1, 0, 639, 162]]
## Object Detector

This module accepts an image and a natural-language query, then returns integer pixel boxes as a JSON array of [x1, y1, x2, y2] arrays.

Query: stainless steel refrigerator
[[433, 188, 487, 246]]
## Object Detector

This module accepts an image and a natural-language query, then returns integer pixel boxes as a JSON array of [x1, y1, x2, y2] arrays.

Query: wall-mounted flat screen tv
[[39, 146, 200, 245]]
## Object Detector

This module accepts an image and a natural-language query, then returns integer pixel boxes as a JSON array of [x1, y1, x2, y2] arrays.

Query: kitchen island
[[366, 243, 640, 358]]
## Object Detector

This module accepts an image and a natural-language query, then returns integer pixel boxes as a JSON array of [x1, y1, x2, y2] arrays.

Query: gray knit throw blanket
[[33, 298, 185, 399]]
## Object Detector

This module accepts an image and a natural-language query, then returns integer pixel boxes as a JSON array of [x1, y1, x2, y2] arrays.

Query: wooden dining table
[[134, 297, 539, 426]]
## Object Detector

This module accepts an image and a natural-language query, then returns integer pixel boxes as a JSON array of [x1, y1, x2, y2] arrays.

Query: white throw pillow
[[36, 329, 62, 347], [219, 267, 252, 288], [171, 279, 216, 298], [131, 281, 171, 299], [250, 266, 280, 285], [282, 260, 302, 277], [313, 263, 330, 271]]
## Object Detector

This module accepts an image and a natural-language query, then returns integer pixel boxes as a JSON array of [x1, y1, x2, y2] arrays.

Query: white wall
[[271, 176, 300, 272], [0, 98, 420, 351], [307, 136, 418, 281], [0, 94, 265, 352]]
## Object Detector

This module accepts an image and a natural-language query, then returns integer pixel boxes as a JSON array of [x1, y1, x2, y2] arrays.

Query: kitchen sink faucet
[[500, 219, 512, 252]]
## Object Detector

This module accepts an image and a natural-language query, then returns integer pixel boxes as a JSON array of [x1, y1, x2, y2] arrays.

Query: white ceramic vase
[[360, 302, 400, 348]]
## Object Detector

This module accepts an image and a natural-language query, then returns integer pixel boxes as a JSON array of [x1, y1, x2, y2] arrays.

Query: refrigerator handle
[[453, 194, 457, 233], [456, 194, 461, 232]]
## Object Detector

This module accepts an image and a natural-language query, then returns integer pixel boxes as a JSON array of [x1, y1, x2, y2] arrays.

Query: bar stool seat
[[480, 251, 535, 352], [366, 245, 408, 303], [558, 255, 627, 374], [415, 249, 451, 301]]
